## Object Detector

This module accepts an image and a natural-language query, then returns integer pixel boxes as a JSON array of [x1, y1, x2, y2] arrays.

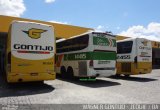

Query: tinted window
[[56, 35, 89, 53], [117, 41, 133, 54]]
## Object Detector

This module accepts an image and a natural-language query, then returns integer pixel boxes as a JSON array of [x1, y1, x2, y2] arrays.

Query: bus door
[[136, 38, 152, 69]]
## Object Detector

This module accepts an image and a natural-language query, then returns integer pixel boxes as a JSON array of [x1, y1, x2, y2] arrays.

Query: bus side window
[[56, 34, 89, 53], [68, 35, 89, 52]]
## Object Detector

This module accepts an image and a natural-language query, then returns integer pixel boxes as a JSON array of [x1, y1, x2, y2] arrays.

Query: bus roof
[[12, 20, 53, 27], [117, 37, 149, 43], [56, 31, 115, 43]]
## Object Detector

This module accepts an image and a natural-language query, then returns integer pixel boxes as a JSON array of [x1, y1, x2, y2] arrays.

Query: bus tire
[[61, 66, 66, 78], [67, 67, 74, 78]]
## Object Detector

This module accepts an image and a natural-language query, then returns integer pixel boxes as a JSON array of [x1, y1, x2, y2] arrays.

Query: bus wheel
[[61, 66, 66, 78], [67, 67, 74, 79]]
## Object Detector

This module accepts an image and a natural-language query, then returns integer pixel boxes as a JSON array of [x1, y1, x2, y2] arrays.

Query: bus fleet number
[[75, 54, 86, 60], [117, 55, 131, 59]]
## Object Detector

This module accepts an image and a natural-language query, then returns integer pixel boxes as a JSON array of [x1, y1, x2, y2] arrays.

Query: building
[[0, 15, 93, 39]]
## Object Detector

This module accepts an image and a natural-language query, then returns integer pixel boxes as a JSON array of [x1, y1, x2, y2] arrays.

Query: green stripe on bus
[[93, 36, 116, 47], [63, 52, 116, 61], [112, 39, 116, 47], [91, 52, 116, 60]]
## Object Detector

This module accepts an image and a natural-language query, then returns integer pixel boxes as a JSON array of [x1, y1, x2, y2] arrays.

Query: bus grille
[[78, 61, 87, 76], [121, 63, 131, 72]]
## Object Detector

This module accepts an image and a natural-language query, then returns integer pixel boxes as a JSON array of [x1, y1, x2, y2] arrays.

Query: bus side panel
[[56, 53, 81, 77], [55, 54, 63, 74]]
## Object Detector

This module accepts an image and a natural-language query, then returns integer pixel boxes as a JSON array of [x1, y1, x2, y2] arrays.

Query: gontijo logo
[[13, 28, 53, 54], [139, 40, 151, 50], [23, 28, 47, 39]]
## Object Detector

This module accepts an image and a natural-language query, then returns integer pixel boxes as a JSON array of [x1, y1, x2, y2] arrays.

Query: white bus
[[55, 32, 117, 79], [116, 38, 152, 76]]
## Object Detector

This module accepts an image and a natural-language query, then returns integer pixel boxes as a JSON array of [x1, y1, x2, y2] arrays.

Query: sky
[[0, 0, 160, 41]]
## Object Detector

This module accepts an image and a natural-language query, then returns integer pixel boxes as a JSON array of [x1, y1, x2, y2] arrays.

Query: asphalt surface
[[0, 70, 160, 104]]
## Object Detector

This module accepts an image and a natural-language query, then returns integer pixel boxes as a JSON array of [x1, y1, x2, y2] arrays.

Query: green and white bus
[[55, 32, 116, 78]]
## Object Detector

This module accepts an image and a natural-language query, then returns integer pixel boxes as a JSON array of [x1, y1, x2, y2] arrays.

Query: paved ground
[[0, 70, 160, 104]]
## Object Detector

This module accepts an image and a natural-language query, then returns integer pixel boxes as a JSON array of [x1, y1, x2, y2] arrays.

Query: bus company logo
[[22, 28, 47, 39], [141, 40, 148, 46]]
